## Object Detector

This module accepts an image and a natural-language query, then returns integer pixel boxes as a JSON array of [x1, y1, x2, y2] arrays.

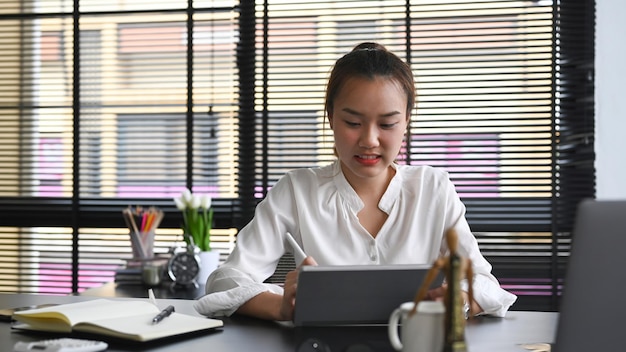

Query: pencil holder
[[129, 230, 155, 259], [122, 206, 163, 260]]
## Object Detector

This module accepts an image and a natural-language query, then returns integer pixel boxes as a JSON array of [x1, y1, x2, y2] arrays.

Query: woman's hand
[[426, 283, 447, 302], [426, 283, 483, 316], [236, 255, 318, 321], [279, 256, 318, 321]]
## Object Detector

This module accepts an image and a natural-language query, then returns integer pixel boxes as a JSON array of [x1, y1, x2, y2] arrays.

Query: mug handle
[[387, 307, 404, 351]]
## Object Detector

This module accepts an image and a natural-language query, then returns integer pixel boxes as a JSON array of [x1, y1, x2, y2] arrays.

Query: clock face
[[167, 252, 200, 285]]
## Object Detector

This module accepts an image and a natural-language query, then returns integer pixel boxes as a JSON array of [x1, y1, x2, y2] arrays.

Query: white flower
[[173, 196, 186, 211], [173, 188, 214, 251], [200, 194, 212, 209], [181, 188, 194, 208], [173, 188, 203, 210], [190, 193, 201, 209]]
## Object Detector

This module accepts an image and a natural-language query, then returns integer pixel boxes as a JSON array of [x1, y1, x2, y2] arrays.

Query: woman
[[194, 42, 517, 321]]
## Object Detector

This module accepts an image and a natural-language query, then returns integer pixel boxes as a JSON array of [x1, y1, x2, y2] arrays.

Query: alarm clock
[[167, 245, 201, 288]]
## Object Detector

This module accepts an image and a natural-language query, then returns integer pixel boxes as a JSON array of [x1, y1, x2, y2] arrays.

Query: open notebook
[[553, 199, 626, 352], [12, 298, 223, 342], [293, 264, 442, 327]]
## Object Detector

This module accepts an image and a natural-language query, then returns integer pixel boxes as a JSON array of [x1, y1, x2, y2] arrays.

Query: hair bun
[[352, 42, 387, 52]]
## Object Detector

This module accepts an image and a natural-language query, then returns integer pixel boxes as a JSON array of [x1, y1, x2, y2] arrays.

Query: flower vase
[[197, 250, 220, 285]]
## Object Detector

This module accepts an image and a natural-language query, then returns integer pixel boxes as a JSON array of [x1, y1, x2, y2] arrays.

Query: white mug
[[388, 301, 445, 352]]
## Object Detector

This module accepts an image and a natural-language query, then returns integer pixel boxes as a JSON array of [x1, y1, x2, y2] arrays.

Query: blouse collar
[[329, 160, 402, 213]]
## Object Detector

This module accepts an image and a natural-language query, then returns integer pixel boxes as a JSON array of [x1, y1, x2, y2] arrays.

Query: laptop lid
[[293, 264, 442, 327], [553, 199, 626, 352]]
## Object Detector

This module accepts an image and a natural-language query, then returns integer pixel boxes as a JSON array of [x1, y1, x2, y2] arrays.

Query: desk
[[79, 282, 206, 300], [0, 293, 557, 352]]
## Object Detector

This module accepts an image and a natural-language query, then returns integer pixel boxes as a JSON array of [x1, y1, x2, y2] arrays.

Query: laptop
[[553, 199, 626, 352], [293, 264, 442, 327]]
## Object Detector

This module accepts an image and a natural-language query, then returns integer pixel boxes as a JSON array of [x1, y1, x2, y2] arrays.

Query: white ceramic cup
[[388, 301, 445, 352]]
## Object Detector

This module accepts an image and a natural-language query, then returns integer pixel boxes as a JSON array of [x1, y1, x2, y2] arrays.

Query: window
[[0, 0, 595, 311]]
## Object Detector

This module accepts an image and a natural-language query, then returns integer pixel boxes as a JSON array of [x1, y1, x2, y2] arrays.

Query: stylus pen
[[148, 288, 158, 307], [152, 305, 175, 324], [286, 232, 307, 265]]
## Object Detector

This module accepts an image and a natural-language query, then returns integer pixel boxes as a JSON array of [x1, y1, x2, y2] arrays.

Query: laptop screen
[[553, 199, 626, 352]]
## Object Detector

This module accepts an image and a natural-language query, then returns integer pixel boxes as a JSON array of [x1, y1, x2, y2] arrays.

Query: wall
[[596, 0, 626, 199]]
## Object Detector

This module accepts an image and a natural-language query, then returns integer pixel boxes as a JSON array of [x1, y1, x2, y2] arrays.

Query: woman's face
[[329, 76, 409, 187]]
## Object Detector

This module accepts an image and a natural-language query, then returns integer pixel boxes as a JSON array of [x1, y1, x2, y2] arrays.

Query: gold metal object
[[409, 228, 474, 352]]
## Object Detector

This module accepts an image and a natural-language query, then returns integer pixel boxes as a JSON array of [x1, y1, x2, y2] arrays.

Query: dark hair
[[324, 42, 416, 118]]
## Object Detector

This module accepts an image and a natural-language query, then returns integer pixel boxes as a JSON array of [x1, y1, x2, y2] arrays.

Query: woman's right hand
[[279, 256, 317, 321]]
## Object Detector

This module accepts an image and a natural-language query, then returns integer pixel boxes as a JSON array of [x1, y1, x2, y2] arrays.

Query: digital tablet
[[293, 264, 443, 327]]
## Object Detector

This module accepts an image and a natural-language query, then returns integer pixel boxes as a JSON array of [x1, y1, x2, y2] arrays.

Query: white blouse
[[194, 160, 517, 318]]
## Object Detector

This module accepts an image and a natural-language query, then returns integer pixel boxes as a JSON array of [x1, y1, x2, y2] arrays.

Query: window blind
[[0, 0, 239, 293], [0, 0, 595, 312], [248, 0, 595, 311]]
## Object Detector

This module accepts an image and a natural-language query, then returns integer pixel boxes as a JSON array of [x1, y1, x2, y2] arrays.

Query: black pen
[[152, 305, 175, 324]]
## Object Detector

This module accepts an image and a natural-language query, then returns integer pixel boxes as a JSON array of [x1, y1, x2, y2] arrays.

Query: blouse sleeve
[[194, 175, 300, 317], [193, 267, 284, 317], [441, 174, 517, 317]]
